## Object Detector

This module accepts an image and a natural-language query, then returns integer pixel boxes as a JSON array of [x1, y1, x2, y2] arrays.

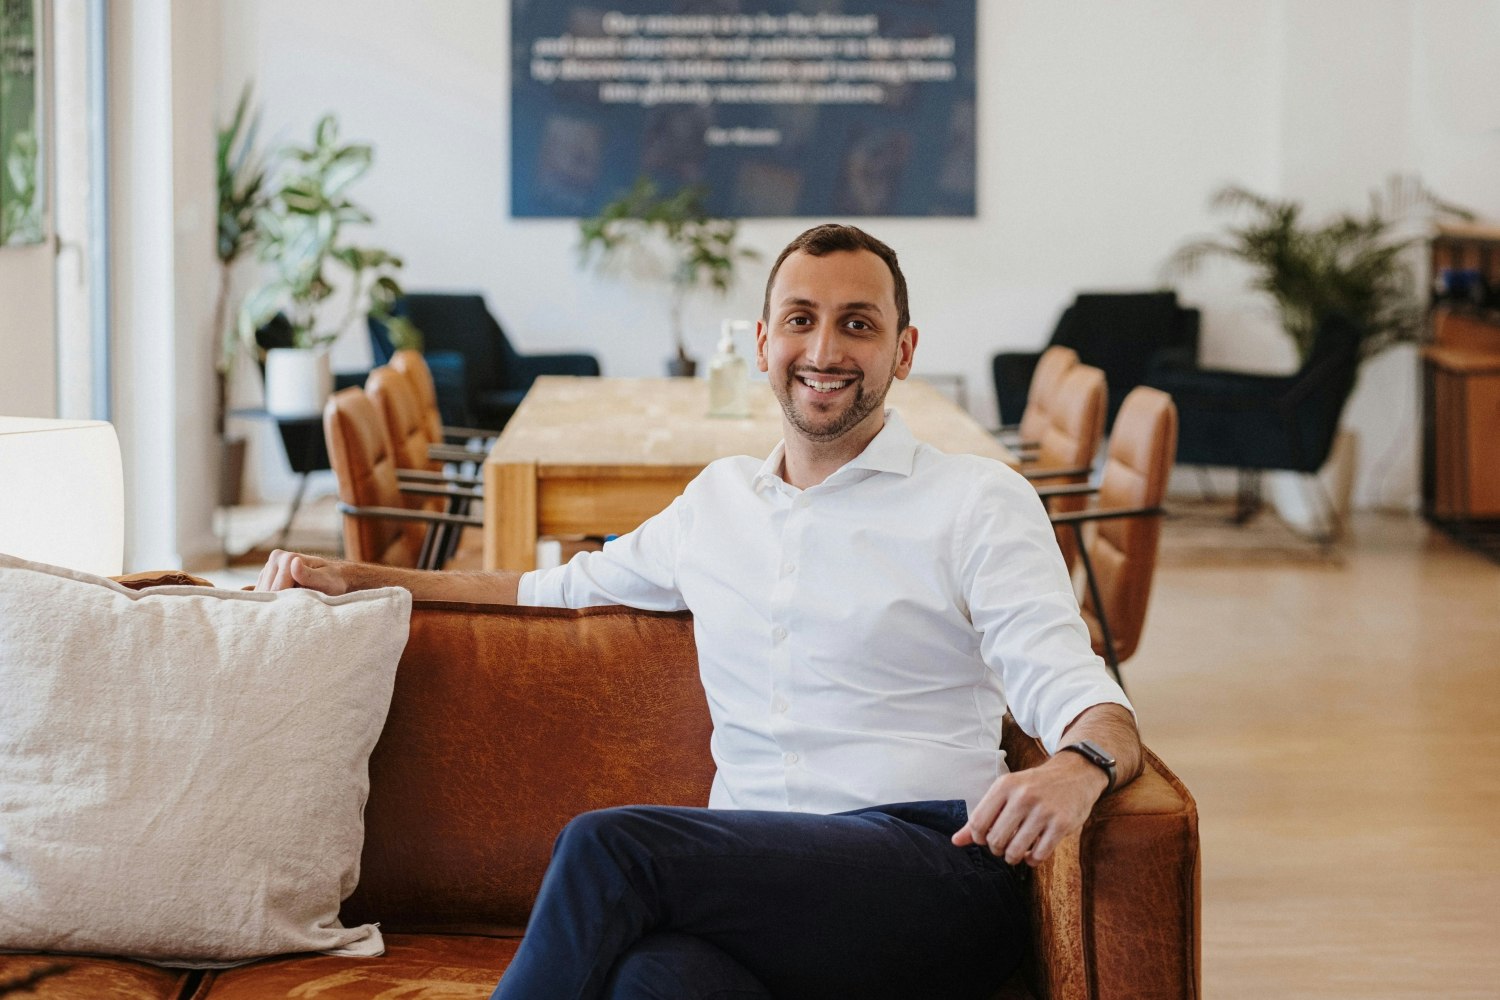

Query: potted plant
[[579, 177, 757, 376], [239, 114, 418, 416], [1165, 176, 1473, 533], [1167, 177, 1472, 363], [213, 84, 268, 504]]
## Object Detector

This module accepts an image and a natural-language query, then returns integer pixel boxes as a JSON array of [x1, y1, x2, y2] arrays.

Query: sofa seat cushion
[[197, 934, 520, 999], [0, 954, 192, 999]]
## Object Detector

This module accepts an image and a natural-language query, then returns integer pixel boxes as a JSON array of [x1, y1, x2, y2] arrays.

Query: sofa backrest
[[341, 602, 713, 933]]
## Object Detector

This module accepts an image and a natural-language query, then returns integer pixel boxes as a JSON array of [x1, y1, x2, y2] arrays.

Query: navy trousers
[[489, 799, 1029, 1000]]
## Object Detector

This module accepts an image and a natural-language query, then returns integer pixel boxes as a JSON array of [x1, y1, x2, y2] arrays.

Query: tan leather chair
[[388, 349, 446, 450], [390, 349, 499, 467], [1042, 386, 1177, 682], [367, 366, 486, 569], [1024, 364, 1107, 569], [323, 387, 481, 569], [368, 365, 445, 479], [1004, 345, 1080, 455]]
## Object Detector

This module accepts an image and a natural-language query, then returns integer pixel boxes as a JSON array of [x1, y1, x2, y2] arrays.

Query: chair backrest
[[323, 387, 425, 568], [390, 349, 445, 447], [1051, 291, 1196, 426], [1018, 346, 1079, 443], [1081, 386, 1177, 665], [367, 365, 441, 476], [1034, 364, 1108, 569], [404, 294, 509, 390], [1287, 314, 1362, 471]]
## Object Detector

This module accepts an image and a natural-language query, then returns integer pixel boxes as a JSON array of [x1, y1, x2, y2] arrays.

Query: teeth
[[801, 376, 850, 392]]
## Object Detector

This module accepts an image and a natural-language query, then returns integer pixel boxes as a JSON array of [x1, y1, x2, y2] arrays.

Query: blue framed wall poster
[[512, 1, 977, 218]]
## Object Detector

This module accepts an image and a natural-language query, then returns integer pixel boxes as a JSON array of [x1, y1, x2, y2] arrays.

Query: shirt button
[[773, 697, 789, 713], [781, 562, 795, 575], [772, 625, 787, 641], [784, 752, 799, 765]]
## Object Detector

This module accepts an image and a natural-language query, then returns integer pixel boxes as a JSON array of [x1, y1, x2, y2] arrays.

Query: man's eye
[[785, 315, 812, 327]]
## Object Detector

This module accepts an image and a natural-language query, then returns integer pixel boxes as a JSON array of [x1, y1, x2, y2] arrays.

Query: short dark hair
[[761, 224, 910, 332]]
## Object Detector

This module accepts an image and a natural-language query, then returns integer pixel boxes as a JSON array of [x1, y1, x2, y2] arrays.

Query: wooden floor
[[1131, 512, 1500, 999]]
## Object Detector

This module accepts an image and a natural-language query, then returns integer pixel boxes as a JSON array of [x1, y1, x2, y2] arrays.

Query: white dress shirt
[[520, 409, 1131, 814]]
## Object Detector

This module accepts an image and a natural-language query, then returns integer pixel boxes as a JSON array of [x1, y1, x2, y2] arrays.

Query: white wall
[[217, 0, 1500, 510]]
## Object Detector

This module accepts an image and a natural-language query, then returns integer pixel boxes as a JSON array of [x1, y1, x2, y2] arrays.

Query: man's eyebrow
[[778, 296, 888, 315]]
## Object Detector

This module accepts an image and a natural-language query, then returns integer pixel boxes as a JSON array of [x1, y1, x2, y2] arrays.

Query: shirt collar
[[753, 408, 919, 491]]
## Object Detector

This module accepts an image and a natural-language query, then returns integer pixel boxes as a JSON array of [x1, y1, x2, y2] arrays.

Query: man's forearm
[[256, 549, 523, 604], [1058, 702, 1143, 790], [344, 563, 523, 604]]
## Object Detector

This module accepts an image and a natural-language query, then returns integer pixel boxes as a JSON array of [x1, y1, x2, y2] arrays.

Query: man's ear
[[755, 319, 769, 373], [893, 326, 919, 380]]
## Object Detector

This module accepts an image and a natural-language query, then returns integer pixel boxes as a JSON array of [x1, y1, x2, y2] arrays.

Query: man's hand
[[954, 703, 1140, 866], [951, 753, 1108, 866], [255, 550, 353, 595]]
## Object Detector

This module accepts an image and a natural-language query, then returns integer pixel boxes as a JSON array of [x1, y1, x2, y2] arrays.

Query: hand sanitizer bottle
[[708, 320, 750, 418]]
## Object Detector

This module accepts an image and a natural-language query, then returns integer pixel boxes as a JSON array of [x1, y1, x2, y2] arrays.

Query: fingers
[[290, 555, 348, 596], [255, 550, 295, 591], [254, 550, 334, 593], [952, 769, 1093, 866]]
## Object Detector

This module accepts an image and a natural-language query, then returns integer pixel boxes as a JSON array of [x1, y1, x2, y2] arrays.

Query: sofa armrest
[[1002, 720, 1200, 1000]]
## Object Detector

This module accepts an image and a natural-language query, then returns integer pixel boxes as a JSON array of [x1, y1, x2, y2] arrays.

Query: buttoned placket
[[759, 466, 879, 809], [763, 477, 804, 805]]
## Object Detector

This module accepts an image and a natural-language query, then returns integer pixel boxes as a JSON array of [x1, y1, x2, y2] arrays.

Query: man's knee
[[605, 932, 770, 1000], [552, 805, 674, 868]]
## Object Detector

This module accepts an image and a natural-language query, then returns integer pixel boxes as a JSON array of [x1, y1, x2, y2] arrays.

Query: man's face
[[756, 249, 917, 445]]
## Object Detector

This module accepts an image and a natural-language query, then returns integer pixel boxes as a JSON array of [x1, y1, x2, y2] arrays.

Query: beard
[[773, 362, 896, 443]]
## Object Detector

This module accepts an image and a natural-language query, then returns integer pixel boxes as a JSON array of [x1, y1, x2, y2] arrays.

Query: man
[[259, 224, 1140, 999]]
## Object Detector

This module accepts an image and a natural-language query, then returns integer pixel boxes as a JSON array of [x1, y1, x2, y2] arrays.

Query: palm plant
[[239, 114, 418, 355], [579, 177, 757, 370], [1167, 178, 1472, 362]]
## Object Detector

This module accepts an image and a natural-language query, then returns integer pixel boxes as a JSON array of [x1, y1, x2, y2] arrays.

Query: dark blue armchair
[[1144, 313, 1362, 530], [993, 291, 1200, 431], [369, 293, 601, 430]]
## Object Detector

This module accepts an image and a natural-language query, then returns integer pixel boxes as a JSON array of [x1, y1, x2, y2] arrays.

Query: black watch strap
[[1059, 739, 1117, 794]]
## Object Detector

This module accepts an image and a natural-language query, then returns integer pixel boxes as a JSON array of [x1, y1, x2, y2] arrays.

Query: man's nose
[[804, 323, 842, 370]]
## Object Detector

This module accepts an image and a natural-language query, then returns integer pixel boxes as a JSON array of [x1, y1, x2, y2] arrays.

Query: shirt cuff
[[516, 570, 540, 607], [1038, 690, 1135, 756]]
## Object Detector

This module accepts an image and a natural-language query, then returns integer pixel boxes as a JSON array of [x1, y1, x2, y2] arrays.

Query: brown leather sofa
[[2, 584, 1199, 1000]]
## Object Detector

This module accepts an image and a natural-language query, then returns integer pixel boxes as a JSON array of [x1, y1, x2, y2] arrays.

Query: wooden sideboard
[[1423, 223, 1500, 523]]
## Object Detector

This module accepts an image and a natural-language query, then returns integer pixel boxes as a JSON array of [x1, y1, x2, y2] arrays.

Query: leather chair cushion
[[0, 955, 192, 1000], [198, 934, 520, 999]]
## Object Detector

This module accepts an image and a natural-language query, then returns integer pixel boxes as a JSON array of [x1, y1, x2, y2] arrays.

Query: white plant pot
[[1269, 428, 1359, 538], [264, 348, 333, 418]]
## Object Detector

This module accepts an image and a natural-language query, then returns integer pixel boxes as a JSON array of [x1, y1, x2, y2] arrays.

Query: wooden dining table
[[482, 376, 1017, 571]]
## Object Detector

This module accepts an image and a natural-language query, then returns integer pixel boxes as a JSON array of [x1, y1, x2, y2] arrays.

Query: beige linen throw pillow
[[0, 555, 412, 967]]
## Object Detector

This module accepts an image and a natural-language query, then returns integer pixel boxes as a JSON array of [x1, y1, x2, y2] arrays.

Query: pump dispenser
[[708, 320, 751, 417]]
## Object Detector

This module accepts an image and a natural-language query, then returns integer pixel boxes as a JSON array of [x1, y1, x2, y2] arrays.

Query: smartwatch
[[1059, 740, 1117, 794]]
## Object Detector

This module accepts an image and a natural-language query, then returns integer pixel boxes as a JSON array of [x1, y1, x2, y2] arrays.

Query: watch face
[[1077, 740, 1116, 767]]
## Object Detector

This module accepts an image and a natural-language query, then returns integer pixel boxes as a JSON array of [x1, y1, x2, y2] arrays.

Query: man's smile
[[795, 371, 859, 395]]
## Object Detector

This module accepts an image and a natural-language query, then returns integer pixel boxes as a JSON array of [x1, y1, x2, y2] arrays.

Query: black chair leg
[[277, 473, 312, 549], [1234, 469, 1263, 524], [1071, 522, 1124, 692]]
